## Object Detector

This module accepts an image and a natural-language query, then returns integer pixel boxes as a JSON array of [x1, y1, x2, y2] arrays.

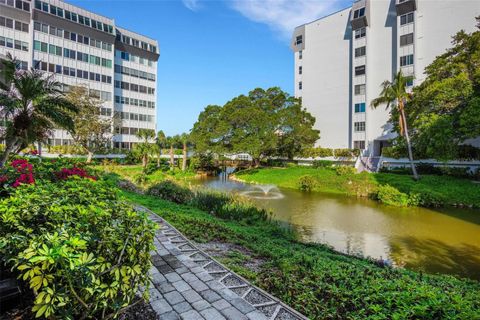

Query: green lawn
[[121, 190, 480, 320], [235, 166, 480, 208]]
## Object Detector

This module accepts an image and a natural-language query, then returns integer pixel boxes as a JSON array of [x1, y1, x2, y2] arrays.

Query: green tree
[[134, 129, 155, 169], [165, 135, 178, 168], [0, 55, 78, 166], [156, 130, 167, 167], [66, 86, 112, 163], [179, 133, 191, 171], [190, 87, 319, 166], [371, 71, 419, 180], [406, 17, 480, 160]]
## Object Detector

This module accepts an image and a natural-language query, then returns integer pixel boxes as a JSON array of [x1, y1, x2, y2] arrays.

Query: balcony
[[350, 1, 369, 30], [396, 0, 417, 15]]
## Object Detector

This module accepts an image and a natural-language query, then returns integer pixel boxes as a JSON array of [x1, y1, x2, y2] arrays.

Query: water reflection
[[193, 176, 480, 280]]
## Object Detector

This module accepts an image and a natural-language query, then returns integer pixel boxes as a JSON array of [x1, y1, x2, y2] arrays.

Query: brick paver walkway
[[137, 205, 308, 320]]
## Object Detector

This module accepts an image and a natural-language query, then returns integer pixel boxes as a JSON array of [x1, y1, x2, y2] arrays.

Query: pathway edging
[[136, 205, 308, 320]]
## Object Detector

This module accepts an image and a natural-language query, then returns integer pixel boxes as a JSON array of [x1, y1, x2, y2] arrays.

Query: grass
[[235, 166, 480, 208], [121, 190, 480, 319]]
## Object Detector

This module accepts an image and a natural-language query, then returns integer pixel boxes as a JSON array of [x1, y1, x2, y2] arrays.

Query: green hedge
[[0, 178, 156, 319]]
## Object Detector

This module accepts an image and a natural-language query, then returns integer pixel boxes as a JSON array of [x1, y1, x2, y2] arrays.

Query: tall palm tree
[[0, 54, 78, 166], [371, 71, 419, 180], [156, 130, 166, 167], [179, 133, 190, 172], [135, 129, 155, 169], [165, 135, 178, 169]]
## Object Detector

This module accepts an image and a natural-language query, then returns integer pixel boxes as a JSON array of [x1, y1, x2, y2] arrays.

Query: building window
[[299, 66, 302, 75], [354, 140, 365, 149], [354, 84, 366, 95], [299, 50, 303, 60], [406, 79, 414, 87], [353, 7, 365, 19], [400, 54, 414, 66], [298, 81, 302, 90], [400, 33, 414, 46], [354, 103, 366, 113], [400, 12, 414, 25], [355, 27, 366, 39], [355, 65, 366, 76], [354, 121, 365, 132], [295, 35, 303, 45], [355, 46, 366, 57]]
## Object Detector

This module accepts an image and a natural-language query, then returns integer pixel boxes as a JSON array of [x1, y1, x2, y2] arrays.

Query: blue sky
[[69, 0, 350, 136]]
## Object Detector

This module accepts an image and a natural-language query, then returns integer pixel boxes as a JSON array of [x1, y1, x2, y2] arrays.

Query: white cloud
[[182, 0, 201, 11], [230, 0, 343, 39]]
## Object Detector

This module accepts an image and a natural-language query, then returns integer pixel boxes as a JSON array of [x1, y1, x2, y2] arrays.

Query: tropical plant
[[134, 129, 156, 169], [156, 130, 167, 167], [66, 86, 112, 163], [0, 54, 78, 166], [179, 133, 191, 172], [371, 71, 419, 180]]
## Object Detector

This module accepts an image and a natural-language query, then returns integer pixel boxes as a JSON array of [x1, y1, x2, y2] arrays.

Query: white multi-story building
[[0, 0, 159, 150], [292, 0, 479, 156]]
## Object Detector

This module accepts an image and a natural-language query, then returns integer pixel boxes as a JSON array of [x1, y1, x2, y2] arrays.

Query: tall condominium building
[[0, 0, 159, 150], [292, 0, 479, 156]]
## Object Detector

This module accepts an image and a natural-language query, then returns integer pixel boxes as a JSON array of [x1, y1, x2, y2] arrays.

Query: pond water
[[192, 174, 480, 280]]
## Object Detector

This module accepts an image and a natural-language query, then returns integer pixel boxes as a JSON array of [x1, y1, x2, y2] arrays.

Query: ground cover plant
[[234, 166, 480, 208], [0, 158, 156, 319], [121, 190, 480, 320]]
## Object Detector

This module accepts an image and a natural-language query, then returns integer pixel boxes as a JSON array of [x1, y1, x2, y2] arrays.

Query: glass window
[[298, 81, 302, 90], [40, 42, 47, 52], [299, 66, 302, 75], [355, 46, 366, 57], [353, 7, 365, 19], [400, 54, 414, 66], [34, 21, 41, 31], [355, 65, 366, 76], [355, 27, 366, 39], [33, 40, 41, 51], [400, 33, 414, 46], [299, 50, 302, 59], [295, 35, 303, 45], [406, 79, 414, 87], [354, 84, 365, 95], [354, 122, 365, 132], [400, 12, 414, 25], [354, 103, 366, 113], [354, 141, 365, 149]]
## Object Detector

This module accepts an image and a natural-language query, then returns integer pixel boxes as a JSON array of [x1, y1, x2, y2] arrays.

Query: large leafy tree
[[66, 86, 112, 163], [190, 87, 319, 166], [134, 129, 156, 169], [0, 55, 78, 166], [405, 17, 480, 160], [371, 71, 419, 180]]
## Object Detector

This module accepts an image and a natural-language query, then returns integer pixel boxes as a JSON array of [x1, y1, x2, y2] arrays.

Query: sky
[[69, 0, 351, 136]]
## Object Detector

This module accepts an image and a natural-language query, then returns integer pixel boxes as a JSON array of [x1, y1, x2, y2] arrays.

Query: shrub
[[333, 148, 356, 158], [0, 179, 156, 319], [302, 147, 333, 158], [335, 165, 357, 176], [55, 166, 97, 180], [190, 190, 269, 223], [147, 180, 193, 204], [312, 160, 333, 168], [376, 184, 410, 206], [298, 175, 318, 192]]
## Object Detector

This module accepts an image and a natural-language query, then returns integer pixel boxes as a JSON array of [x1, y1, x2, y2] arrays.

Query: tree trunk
[[86, 151, 93, 164], [399, 101, 419, 181], [0, 137, 19, 167], [169, 146, 174, 169], [142, 154, 148, 169], [37, 141, 42, 162], [157, 149, 161, 167], [182, 143, 187, 171]]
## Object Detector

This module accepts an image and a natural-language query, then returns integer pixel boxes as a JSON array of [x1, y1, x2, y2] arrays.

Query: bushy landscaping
[[0, 158, 156, 319], [235, 166, 480, 208], [121, 190, 480, 320]]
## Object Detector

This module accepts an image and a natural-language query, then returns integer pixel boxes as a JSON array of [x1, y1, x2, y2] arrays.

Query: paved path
[[137, 206, 308, 320]]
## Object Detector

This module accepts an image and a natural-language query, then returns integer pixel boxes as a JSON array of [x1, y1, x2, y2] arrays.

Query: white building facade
[[292, 0, 479, 155], [0, 0, 159, 150]]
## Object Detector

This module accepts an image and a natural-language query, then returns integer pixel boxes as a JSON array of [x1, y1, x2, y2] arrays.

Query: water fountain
[[240, 184, 284, 200]]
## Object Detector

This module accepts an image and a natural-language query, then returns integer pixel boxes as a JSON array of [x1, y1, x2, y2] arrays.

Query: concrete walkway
[[137, 206, 308, 320]]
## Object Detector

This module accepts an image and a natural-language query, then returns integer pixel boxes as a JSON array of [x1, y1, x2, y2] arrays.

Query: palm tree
[[165, 136, 177, 169], [179, 133, 190, 172], [135, 129, 155, 169], [371, 71, 419, 180], [0, 54, 78, 166], [156, 130, 166, 167]]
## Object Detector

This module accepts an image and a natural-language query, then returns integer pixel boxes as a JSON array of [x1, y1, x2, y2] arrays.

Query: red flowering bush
[[55, 167, 97, 181], [6, 159, 35, 188]]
